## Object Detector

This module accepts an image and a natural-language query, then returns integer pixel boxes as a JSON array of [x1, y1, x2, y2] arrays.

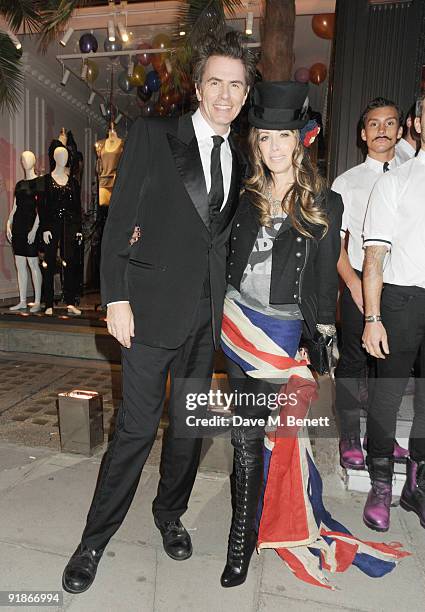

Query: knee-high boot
[[221, 427, 263, 588]]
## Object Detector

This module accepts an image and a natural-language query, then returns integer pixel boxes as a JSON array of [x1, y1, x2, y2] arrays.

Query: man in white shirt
[[62, 33, 254, 594], [332, 97, 404, 470], [395, 103, 420, 165], [362, 93, 425, 532]]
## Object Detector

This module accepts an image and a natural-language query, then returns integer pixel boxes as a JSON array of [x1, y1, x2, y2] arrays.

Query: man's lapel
[[167, 113, 210, 229]]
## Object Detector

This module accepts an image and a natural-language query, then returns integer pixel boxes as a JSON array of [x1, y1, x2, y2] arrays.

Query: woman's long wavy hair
[[245, 128, 328, 238]]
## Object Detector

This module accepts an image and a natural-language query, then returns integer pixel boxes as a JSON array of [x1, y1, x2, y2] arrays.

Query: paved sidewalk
[[0, 352, 425, 611], [0, 440, 425, 612]]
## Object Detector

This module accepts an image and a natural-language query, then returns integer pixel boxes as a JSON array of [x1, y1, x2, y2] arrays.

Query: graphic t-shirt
[[227, 216, 303, 320]]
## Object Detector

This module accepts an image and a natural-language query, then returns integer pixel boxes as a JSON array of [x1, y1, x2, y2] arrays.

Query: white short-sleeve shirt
[[363, 149, 425, 288], [331, 156, 396, 272]]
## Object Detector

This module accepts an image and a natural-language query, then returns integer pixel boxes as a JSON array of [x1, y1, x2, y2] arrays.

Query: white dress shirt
[[395, 137, 416, 166], [363, 149, 425, 288], [331, 155, 397, 272], [109, 110, 233, 306], [191, 108, 233, 210]]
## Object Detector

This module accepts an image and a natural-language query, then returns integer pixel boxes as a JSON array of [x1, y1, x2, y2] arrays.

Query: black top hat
[[248, 81, 310, 130]]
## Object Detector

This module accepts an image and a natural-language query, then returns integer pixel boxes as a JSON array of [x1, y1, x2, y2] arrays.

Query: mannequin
[[41, 146, 82, 316], [6, 151, 43, 312], [95, 122, 124, 207]]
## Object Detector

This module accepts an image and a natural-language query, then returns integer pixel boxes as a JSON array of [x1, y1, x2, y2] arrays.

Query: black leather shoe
[[62, 544, 103, 594], [154, 519, 192, 560]]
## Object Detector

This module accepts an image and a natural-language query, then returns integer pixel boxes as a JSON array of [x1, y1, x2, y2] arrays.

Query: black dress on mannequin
[[39, 174, 82, 308], [11, 179, 41, 257]]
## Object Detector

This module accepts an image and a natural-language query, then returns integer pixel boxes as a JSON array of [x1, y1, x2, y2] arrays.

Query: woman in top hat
[[220, 81, 343, 587]]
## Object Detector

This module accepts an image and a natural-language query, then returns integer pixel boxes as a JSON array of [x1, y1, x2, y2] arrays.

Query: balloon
[[309, 63, 327, 85], [118, 70, 134, 93], [146, 70, 161, 92], [86, 59, 99, 83], [104, 38, 122, 59], [79, 33, 98, 53], [130, 64, 145, 87], [158, 64, 171, 86], [294, 67, 310, 84], [151, 53, 166, 72], [154, 101, 167, 117], [152, 33, 172, 51], [137, 83, 152, 102], [136, 42, 151, 66], [312, 13, 335, 40], [169, 89, 182, 105], [142, 101, 155, 117]]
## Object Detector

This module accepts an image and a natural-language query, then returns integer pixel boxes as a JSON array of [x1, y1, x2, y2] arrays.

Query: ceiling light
[[117, 22, 129, 43], [100, 103, 106, 116], [245, 12, 253, 36], [81, 61, 88, 80], [108, 20, 115, 42], [88, 91, 96, 105], [60, 68, 70, 86], [8, 31, 21, 50], [127, 59, 134, 77], [115, 113, 123, 124], [60, 27, 74, 47], [179, 30, 186, 37]]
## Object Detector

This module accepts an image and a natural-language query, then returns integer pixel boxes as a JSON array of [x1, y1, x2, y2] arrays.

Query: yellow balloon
[[86, 59, 99, 83], [130, 64, 146, 87], [152, 33, 171, 51]]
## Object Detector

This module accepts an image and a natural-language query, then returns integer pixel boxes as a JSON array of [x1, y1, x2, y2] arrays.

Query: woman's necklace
[[266, 186, 284, 217]]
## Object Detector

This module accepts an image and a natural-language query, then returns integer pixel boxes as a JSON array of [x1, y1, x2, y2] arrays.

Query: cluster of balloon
[[79, 32, 98, 53], [311, 13, 335, 40], [294, 63, 327, 85]]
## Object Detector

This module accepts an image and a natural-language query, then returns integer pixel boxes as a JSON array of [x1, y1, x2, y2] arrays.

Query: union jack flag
[[221, 296, 410, 589]]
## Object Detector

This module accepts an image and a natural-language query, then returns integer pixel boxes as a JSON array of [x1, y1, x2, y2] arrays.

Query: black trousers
[[81, 296, 215, 551], [335, 273, 373, 437], [367, 285, 425, 461], [43, 220, 79, 308]]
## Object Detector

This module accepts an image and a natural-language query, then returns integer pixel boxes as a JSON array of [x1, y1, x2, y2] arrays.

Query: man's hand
[[362, 321, 389, 359], [6, 221, 12, 242], [106, 302, 135, 348], [43, 231, 52, 245], [348, 276, 364, 313]]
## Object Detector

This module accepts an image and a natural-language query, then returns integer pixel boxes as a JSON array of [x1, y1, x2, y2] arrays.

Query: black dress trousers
[[81, 295, 215, 552], [334, 272, 372, 437], [367, 285, 425, 461]]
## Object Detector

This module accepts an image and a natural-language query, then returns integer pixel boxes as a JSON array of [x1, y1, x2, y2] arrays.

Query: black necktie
[[383, 161, 390, 173], [208, 135, 225, 223]]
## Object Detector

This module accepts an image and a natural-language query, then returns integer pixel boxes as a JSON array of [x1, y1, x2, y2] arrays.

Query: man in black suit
[[62, 32, 256, 594]]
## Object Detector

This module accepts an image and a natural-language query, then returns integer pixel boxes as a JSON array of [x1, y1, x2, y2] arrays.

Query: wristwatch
[[364, 314, 382, 323]]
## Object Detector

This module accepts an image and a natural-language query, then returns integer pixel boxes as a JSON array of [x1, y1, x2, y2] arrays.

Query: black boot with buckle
[[221, 427, 264, 588]]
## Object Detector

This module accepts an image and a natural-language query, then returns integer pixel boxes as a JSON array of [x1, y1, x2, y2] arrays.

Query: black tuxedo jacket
[[100, 113, 243, 349]]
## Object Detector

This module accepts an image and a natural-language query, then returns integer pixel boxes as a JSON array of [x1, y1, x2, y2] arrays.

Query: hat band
[[252, 105, 307, 124]]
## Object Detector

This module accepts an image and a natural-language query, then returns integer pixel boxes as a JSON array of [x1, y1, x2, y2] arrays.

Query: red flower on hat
[[302, 124, 320, 147]]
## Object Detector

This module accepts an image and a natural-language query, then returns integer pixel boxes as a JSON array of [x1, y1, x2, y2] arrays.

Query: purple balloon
[[79, 33, 98, 54], [294, 67, 310, 84], [146, 70, 161, 92]]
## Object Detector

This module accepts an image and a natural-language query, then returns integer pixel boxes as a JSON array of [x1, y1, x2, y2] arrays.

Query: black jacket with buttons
[[226, 188, 343, 339]]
